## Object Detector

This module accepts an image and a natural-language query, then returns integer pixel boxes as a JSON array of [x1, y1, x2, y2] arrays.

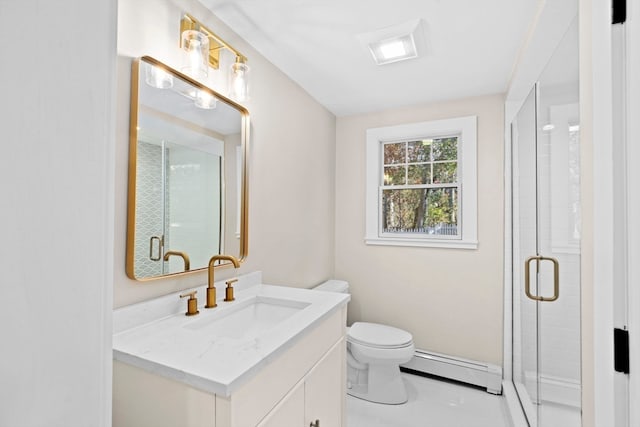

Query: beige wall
[[115, 0, 336, 307], [335, 94, 505, 365]]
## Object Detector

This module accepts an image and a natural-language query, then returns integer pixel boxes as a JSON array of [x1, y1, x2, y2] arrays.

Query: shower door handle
[[524, 255, 559, 302], [149, 235, 163, 261]]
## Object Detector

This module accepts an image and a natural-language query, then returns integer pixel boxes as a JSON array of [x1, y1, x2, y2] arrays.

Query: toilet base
[[347, 363, 409, 405]]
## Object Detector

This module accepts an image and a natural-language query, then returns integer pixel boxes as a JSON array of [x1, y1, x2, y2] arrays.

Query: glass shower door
[[512, 85, 540, 425], [512, 18, 581, 427]]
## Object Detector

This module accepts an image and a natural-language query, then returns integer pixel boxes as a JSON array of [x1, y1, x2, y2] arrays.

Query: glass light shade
[[181, 30, 209, 79], [145, 64, 173, 89], [194, 90, 217, 109], [229, 61, 250, 102]]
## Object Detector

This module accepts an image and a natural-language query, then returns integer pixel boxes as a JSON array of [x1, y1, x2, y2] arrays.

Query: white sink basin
[[113, 277, 350, 396], [184, 296, 310, 340]]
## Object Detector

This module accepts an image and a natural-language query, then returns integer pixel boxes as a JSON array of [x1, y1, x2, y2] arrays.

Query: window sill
[[365, 237, 478, 250]]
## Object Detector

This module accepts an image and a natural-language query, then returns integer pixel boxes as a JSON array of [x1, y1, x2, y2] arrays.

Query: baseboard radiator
[[401, 349, 503, 395]]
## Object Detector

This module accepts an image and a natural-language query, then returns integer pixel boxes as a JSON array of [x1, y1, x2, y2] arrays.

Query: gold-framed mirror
[[126, 56, 249, 281]]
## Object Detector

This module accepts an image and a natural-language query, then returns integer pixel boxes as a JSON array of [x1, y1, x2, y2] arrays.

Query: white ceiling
[[200, 0, 541, 116]]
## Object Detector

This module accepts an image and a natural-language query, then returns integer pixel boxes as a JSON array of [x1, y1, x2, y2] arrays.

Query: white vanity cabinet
[[257, 339, 344, 427], [256, 381, 304, 427], [113, 302, 347, 427]]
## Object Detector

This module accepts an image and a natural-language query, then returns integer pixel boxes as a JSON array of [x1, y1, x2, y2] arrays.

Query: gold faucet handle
[[224, 278, 238, 302], [179, 291, 199, 316]]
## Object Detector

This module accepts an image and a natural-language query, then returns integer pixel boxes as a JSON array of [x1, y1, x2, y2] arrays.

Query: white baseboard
[[401, 349, 503, 394]]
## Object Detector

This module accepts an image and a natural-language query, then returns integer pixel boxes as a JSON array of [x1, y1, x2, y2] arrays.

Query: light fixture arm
[[180, 14, 247, 69]]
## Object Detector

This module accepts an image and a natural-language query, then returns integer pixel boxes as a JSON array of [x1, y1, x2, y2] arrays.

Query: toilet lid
[[348, 322, 413, 349]]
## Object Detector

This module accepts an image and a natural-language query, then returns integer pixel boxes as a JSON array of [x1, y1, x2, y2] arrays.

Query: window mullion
[[404, 141, 409, 186]]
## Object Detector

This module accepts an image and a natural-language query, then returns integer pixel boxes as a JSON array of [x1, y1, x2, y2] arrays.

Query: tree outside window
[[381, 137, 459, 237]]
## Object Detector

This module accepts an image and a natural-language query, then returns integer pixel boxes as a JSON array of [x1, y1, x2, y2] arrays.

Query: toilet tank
[[313, 279, 349, 294]]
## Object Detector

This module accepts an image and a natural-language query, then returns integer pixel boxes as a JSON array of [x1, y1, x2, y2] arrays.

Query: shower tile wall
[[164, 146, 221, 270], [536, 102, 581, 406], [134, 141, 164, 278]]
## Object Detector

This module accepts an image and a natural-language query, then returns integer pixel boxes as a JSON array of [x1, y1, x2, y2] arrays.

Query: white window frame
[[365, 116, 478, 249]]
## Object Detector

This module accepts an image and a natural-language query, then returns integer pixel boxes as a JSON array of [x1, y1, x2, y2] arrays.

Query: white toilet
[[314, 280, 415, 405]]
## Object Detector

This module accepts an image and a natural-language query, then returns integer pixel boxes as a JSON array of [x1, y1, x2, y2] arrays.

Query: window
[[365, 116, 478, 249], [381, 137, 459, 236]]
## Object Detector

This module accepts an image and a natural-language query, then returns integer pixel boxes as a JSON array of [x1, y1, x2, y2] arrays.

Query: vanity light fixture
[[229, 58, 250, 102], [180, 14, 250, 102], [181, 29, 210, 79]]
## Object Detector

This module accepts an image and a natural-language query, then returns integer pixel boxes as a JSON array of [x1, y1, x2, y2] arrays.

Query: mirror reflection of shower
[[134, 128, 223, 278]]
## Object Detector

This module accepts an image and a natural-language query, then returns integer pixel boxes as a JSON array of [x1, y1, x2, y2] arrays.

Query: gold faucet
[[163, 250, 191, 271], [205, 255, 240, 308]]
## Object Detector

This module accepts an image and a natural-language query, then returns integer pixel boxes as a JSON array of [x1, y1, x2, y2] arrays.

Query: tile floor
[[346, 373, 513, 427]]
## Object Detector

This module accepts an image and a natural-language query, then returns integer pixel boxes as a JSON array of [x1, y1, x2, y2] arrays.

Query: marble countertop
[[112, 273, 349, 397]]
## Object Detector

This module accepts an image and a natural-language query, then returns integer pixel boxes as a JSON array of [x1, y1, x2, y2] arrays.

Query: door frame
[[626, 1, 640, 424]]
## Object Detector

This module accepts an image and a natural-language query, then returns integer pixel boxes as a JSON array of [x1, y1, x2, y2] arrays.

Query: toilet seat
[[348, 322, 413, 349]]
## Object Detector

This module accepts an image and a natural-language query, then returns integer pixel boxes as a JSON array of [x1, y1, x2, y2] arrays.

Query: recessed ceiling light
[[357, 19, 422, 66], [369, 34, 417, 65]]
